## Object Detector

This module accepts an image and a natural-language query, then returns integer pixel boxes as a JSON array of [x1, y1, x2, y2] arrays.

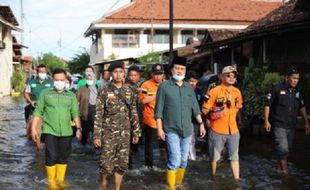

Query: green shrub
[[11, 69, 25, 92], [242, 60, 283, 118]]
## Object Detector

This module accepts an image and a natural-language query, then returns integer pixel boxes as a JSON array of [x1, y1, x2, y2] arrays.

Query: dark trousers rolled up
[[144, 125, 166, 168], [81, 104, 96, 145]]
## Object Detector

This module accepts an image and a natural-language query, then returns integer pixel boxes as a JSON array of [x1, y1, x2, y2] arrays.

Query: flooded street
[[0, 96, 310, 190]]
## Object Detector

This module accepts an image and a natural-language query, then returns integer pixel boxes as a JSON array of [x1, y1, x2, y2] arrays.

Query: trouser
[[81, 104, 96, 145], [128, 133, 139, 169], [144, 125, 166, 167], [44, 134, 72, 166], [99, 129, 131, 174], [273, 127, 295, 160], [24, 104, 33, 122], [166, 132, 191, 170], [188, 123, 199, 160]]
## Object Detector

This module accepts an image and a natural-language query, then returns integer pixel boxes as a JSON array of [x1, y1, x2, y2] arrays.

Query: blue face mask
[[172, 74, 185, 81]]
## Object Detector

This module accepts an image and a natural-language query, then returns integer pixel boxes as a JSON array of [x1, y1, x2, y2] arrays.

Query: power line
[[104, 0, 121, 16]]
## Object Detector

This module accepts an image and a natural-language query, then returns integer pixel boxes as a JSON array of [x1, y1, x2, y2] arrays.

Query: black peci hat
[[172, 56, 187, 67], [128, 65, 140, 73], [108, 61, 124, 72]]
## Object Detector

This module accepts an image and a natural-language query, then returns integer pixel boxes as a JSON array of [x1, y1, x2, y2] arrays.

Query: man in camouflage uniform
[[126, 65, 144, 169], [93, 61, 141, 190]]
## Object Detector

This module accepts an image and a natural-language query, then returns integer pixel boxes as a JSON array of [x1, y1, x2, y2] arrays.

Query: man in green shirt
[[155, 56, 206, 189], [31, 68, 82, 190], [24, 64, 52, 140]]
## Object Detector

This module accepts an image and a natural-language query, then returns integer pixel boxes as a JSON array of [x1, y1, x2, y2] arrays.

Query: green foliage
[[242, 59, 283, 117], [107, 53, 118, 60], [67, 49, 90, 74], [38, 53, 65, 74], [11, 69, 25, 92], [138, 52, 161, 64]]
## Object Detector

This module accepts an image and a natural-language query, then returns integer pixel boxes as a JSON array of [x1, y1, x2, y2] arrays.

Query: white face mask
[[54, 81, 66, 91], [38, 73, 47, 80], [172, 74, 185, 81], [86, 80, 94, 86]]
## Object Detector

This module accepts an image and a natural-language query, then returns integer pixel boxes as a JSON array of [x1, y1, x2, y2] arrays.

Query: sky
[[0, 0, 130, 60]]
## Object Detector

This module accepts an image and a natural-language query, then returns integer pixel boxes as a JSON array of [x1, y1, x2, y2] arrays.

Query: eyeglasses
[[225, 74, 237, 79]]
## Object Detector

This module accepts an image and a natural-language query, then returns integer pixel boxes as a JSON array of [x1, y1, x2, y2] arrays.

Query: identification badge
[[107, 92, 115, 99], [45, 84, 51, 87], [296, 92, 300, 98], [31, 84, 36, 88], [280, 90, 286, 95]]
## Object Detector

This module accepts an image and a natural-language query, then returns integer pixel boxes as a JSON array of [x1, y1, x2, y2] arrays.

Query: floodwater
[[0, 96, 309, 190]]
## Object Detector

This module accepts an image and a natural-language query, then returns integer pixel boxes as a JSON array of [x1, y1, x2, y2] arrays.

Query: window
[[147, 30, 170, 44], [181, 30, 194, 44], [112, 30, 140, 48]]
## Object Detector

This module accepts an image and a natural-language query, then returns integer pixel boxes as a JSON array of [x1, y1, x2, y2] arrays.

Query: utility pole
[[169, 0, 174, 65], [150, 0, 154, 52], [20, 0, 24, 44], [57, 32, 62, 57]]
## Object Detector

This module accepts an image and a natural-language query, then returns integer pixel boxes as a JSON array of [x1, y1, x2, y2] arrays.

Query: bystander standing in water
[[264, 66, 310, 176]]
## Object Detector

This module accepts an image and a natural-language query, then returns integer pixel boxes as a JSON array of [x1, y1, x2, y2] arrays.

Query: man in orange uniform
[[139, 64, 164, 169], [202, 66, 243, 180]]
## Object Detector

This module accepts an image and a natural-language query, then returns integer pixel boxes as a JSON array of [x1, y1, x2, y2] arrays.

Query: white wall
[[89, 32, 186, 64], [0, 24, 13, 96]]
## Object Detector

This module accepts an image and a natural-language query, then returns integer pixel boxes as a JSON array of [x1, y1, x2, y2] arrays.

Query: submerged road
[[0, 96, 309, 190]]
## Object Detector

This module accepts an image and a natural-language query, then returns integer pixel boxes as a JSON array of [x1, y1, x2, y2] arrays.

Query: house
[[198, 0, 310, 72], [0, 5, 21, 97], [84, 0, 282, 65], [195, 0, 310, 108]]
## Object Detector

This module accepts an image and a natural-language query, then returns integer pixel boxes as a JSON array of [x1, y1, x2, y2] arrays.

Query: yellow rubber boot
[[56, 164, 67, 188], [166, 170, 177, 190], [176, 168, 186, 185], [46, 165, 58, 190]]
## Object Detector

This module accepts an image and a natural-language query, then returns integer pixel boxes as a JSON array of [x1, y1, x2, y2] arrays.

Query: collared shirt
[[265, 82, 305, 129], [33, 88, 80, 137], [93, 83, 141, 139], [202, 84, 243, 135], [139, 79, 160, 128], [25, 77, 52, 101], [155, 79, 201, 138]]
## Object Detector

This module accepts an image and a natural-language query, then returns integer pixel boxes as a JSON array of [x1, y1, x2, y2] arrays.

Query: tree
[[37, 53, 65, 74], [67, 49, 90, 74], [138, 52, 161, 64]]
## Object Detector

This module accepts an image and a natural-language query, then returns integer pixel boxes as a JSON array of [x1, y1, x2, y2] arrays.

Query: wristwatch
[[76, 128, 82, 131]]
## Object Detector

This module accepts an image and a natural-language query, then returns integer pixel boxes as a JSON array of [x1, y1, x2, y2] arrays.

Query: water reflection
[[0, 96, 309, 190]]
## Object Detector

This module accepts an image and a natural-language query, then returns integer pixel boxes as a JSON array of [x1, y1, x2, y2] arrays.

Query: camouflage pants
[[99, 128, 130, 174]]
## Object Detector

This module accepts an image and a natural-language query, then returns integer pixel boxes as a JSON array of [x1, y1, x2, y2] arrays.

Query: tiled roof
[[0, 6, 19, 26], [244, 0, 310, 33], [95, 0, 281, 25], [208, 29, 242, 42], [199, 0, 310, 49]]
